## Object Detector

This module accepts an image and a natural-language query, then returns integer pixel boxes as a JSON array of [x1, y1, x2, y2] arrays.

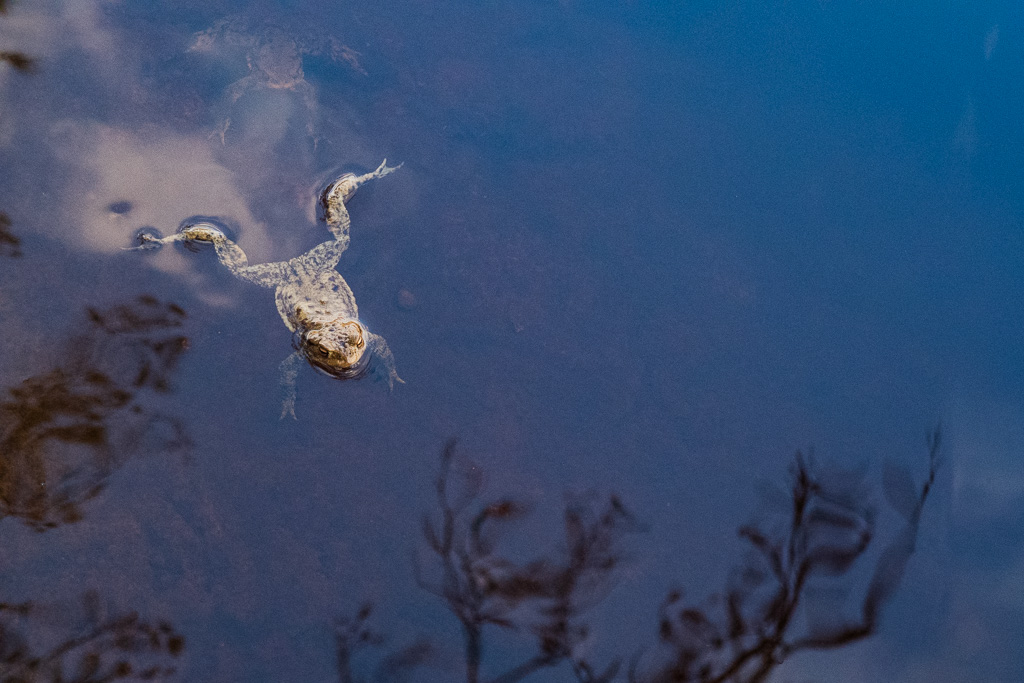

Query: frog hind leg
[[136, 223, 288, 289], [321, 159, 402, 243]]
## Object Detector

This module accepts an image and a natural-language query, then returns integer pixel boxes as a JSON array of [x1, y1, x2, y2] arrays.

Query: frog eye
[[346, 322, 365, 346]]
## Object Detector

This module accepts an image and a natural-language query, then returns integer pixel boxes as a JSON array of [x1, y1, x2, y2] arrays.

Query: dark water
[[0, 0, 1022, 680]]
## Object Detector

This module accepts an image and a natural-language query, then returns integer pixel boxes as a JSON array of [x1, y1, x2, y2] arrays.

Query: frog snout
[[304, 333, 363, 369]]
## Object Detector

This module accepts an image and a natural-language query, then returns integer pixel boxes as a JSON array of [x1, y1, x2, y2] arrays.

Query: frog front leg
[[367, 332, 404, 389], [136, 223, 288, 288], [279, 349, 302, 420]]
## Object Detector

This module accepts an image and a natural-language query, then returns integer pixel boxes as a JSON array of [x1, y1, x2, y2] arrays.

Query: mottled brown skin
[[140, 160, 402, 418]]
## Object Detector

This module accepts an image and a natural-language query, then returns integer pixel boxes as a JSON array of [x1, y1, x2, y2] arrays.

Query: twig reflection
[[0, 50, 33, 72], [0, 296, 189, 530], [335, 604, 433, 683], [631, 429, 941, 683], [0, 213, 21, 258], [340, 432, 940, 683], [0, 590, 184, 681], [0, 1, 35, 74], [352, 439, 640, 683], [0, 296, 189, 679]]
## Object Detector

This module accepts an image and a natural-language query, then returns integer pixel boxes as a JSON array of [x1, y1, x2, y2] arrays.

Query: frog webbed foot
[[328, 159, 403, 203], [370, 158, 403, 179], [123, 229, 165, 251]]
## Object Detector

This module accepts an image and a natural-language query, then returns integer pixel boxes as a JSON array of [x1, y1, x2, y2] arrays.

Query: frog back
[[275, 271, 359, 332]]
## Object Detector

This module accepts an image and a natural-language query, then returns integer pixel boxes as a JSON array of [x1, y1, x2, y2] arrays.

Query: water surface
[[1, 0, 1022, 680]]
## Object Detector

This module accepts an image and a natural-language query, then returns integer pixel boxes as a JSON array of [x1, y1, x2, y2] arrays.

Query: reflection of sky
[[2, 0, 1024, 680]]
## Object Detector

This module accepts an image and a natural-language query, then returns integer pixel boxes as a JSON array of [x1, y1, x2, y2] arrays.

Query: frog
[[134, 160, 402, 418], [188, 16, 366, 144]]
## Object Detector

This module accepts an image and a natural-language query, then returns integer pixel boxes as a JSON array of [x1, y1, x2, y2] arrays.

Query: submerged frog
[[135, 160, 402, 418], [189, 17, 366, 143]]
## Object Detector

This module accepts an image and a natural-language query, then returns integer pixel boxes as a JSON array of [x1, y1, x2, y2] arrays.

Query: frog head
[[300, 318, 368, 377]]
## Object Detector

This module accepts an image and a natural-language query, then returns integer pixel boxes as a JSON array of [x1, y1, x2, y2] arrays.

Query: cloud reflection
[[0, 2, 290, 272], [49, 121, 274, 262]]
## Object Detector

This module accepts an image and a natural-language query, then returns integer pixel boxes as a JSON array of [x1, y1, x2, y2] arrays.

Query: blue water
[[1, 0, 1022, 680]]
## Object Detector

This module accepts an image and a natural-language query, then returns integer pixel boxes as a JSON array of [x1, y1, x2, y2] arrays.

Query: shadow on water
[[0, 296, 189, 679], [0, 296, 190, 530], [336, 433, 940, 683]]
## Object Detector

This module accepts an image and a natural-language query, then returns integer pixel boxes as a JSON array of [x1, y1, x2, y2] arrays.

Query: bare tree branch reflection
[[415, 439, 641, 683], [0, 50, 33, 72], [341, 432, 940, 682], [0, 213, 21, 258], [0, 589, 183, 681], [0, 295, 188, 678], [631, 429, 941, 683], [335, 604, 433, 683], [0, 296, 189, 530]]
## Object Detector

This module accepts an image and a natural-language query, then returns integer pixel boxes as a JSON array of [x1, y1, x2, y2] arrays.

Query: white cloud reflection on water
[[0, 0, 122, 70], [0, 0, 345, 307], [47, 120, 271, 260], [0, 0, 420, 381]]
